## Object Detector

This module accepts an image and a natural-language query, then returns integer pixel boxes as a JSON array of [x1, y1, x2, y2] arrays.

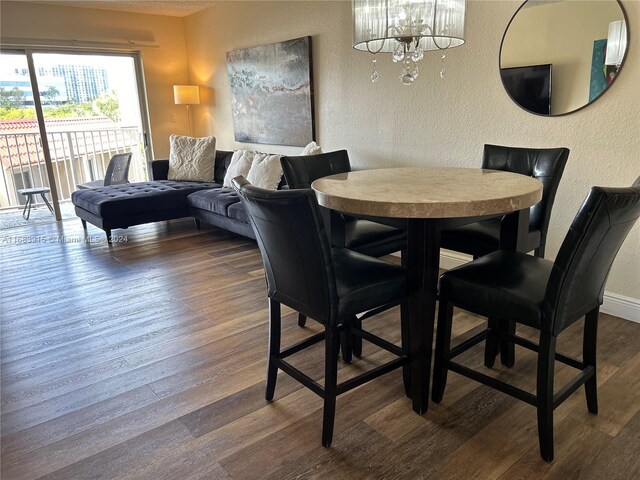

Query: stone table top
[[311, 167, 543, 218]]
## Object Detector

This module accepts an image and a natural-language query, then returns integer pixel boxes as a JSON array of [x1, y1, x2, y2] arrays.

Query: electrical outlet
[[170, 112, 176, 123]]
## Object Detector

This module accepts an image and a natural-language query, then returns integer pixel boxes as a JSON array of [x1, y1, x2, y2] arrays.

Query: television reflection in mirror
[[500, 64, 552, 115]]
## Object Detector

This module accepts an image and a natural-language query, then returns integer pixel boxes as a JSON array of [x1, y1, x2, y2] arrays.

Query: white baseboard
[[601, 293, 640, 323], [436, 250, 640, 323], [439, 250, 470, 270]]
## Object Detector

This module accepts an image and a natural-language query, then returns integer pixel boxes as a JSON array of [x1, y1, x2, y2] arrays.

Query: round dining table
[[312, 167, 543, 414]]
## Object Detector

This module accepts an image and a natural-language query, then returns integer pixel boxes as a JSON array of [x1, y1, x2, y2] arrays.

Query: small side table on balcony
[[17, 187, 54, 220]]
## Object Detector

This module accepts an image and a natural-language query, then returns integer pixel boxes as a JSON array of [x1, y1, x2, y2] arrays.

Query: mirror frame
[[499, 0, 630, 117]]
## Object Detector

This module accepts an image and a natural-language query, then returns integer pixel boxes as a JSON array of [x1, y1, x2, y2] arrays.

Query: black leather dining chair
[[432, 178, 640, 462], [441, 144, 569, 259], [281, 150, 407, 350], [232, 176, 409, 447], [441, 144, 569, 369]]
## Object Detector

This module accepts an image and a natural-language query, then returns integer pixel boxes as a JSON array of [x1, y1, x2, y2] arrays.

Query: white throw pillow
[[168, 135, 216, 182], [223, 150, 254, 187], [246, 153, 283, 190], [301, 141, 322, 155]]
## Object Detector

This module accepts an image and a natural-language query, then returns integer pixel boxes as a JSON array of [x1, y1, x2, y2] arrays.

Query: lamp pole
[[173, 85, 200, 136]]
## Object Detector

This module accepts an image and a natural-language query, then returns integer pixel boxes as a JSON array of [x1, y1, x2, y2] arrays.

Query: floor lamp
[[173, 85, 200, 135]]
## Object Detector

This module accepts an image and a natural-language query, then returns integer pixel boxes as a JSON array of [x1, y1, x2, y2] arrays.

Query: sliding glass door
[[0, 49, 150, 224], [0, 52, 51, 214]]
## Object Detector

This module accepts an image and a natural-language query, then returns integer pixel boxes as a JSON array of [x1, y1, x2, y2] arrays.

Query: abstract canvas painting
[[226, 36, 315, 147]]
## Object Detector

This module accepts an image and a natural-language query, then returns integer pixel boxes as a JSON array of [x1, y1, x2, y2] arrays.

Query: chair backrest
[[482, 145, 569, 241], [281, 150, 351, 189], [544, 177, 640, 335], [233, 176, 338, 324], [104, 153, 133, 186]]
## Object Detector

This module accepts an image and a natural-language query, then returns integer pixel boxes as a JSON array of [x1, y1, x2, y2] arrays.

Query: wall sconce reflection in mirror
[[605, 20, 627, 67]]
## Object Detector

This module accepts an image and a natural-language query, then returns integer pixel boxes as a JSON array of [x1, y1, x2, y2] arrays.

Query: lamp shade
[[173, 85, 200, 105], [604, 20, 627, 66], [353, 0, 466, 53]]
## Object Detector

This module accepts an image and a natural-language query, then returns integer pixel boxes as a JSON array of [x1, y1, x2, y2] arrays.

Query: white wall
[[183, 0, 640, 302]]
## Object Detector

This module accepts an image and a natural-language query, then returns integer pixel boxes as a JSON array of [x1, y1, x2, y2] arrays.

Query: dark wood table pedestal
[[406, 210, 529, 413]]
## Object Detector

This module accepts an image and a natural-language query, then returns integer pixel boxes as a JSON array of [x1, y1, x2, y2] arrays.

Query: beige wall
[[0, 1, 191, 159], [501, 1, 622, 114], [183, 0, 640, 301]]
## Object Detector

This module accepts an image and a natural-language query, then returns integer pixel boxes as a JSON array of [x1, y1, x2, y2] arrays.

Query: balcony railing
[[0, 127, 146, 209]]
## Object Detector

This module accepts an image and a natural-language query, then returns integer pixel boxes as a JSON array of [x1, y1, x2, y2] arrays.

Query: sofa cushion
[[246, 153, 283, 190], [227, 201, 250, 224], [223, 150, 254, 187], [214, 151, 235, 184], [168, 135, 217, 182], [187, 188, 241, 217], [72, 180, 220, 217], [301, 141, 322, 155]]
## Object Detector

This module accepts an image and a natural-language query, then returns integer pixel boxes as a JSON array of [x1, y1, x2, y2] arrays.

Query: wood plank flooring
[[1, 218, 639, 479]]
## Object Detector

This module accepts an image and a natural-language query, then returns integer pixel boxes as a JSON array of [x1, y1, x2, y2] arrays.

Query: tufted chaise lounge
[[71, 180, 220, 242], [71, 150, 276, 243]]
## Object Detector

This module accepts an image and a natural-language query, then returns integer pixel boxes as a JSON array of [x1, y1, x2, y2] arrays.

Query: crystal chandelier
[[352, 0, 466, 85]]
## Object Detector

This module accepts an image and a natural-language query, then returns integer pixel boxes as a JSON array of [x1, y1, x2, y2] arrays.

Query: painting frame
[[226, 36, 315, 147]]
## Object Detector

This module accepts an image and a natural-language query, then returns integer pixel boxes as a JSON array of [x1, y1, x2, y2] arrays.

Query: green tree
[[0, 101, 100, 120], [0, 87, 25, 109], [0, 107, 36, 120], [93, 90, 120, 123], [43, 102, 95, 118], [41, 86, 61, 105]]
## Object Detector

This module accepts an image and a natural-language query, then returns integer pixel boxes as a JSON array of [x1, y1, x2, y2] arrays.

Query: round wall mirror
[[500, 0, 629, 116]]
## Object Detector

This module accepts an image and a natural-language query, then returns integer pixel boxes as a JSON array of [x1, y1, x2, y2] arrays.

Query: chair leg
[[400, 248, 410, 396], [297, 313, 307, 327], [432, 300, 453, 403], [40, 192, 54, 213], [583, 307, 599, 414], [105, 229, 112, 245], [340, 321, 352, 363], [351, 316, 362, 358], [401, 298, 411, 398], [266, 298, 281, 401], [81, 219, 87, 230], [194, 218, 201, 230], [322, 323, 340, 447], [484, 317, 500, 368], [499, 319, 516, 368], [22, 195, 33, 220], [534, 245, 545, 258], [537, 331, 557, 463]]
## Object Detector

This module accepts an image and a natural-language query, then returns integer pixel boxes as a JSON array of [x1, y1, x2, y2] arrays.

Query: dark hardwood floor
[[1, 218, 639, 479]]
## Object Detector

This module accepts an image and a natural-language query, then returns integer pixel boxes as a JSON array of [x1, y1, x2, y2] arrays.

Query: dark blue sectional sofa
[[71, 150, 269, 243]]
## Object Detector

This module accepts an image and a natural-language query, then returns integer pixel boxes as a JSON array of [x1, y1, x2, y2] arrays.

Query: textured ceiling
[[14, 0, 216, 17]]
